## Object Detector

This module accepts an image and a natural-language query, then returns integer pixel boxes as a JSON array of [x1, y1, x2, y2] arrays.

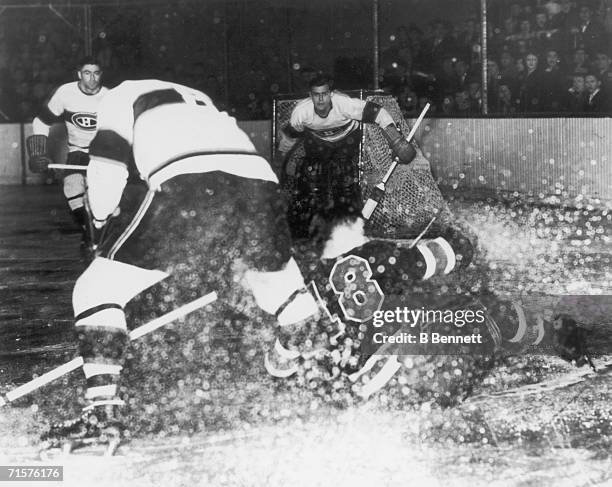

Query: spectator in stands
[[407, 24, 427, 68], [487, 59, 503, 92], [514, 39, 531, 60], [540, 49, 566, 111], [435, 56, 460, 102], [380, 35, 413, 94], [398, 86, 419, 118], [519, 52, 544, 112], [454, 58, 471, 91], [507, 18, 536, 52], [584, 72, 611, 112], [496, 83, 519, 114], [418, 95, 435, 113], [502, 17, 518, 40], [571, 4, 607, 56], [293, 66, 317, 94], [534, 8, 560, 51], [569, 47, 590, 74], [499, 50, 520, 92], [550, 0, 576, 31], [516, 56, 526, 78], [467, 77, 483, 112], [456, 17, 480, 62], [565, 73, 587, 112], [593, 52, 612, 90], [503, 2, 525, 33], [423, 20, 456, 68], [454, 89, 473, 115], [440, 94, 456, 115]]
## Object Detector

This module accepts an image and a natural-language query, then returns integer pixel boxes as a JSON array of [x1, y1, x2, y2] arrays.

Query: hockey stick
[[48, 164, 87, 171], [0, 291, 218, 407], [362, 103, 431, 220]]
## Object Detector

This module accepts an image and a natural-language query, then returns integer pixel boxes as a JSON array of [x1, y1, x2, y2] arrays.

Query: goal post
[[272, 90, 453, 239]]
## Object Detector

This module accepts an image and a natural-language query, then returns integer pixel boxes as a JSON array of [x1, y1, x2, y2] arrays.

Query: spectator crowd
[[381, 0, 612, 116], [0, 0, 610, 122]]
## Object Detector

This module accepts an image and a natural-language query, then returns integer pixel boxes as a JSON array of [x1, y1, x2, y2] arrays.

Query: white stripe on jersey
[[289, 92, 365, 143]]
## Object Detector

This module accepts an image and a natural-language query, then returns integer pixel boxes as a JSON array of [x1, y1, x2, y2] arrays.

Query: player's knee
[[63, 173, 86, 209], [63, 173, 86, 198], [72, 257, 167, 317]]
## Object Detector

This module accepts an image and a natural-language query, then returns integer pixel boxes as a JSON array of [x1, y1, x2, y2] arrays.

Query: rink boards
[[0, 117, 611, 206]]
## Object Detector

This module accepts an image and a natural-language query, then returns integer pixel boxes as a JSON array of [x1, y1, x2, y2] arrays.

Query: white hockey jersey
[[87, 79, 277, 222], [278, 91, 395, 152], [32, 82, 108, 152]]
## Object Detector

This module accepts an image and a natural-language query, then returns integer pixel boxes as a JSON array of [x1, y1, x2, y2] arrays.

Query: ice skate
[[39, 404, 126, 459]]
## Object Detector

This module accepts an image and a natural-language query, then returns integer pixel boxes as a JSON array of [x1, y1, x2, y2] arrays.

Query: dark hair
[[585, 72, 601, 81], [309, 73, 333, 90], [77, 56, 101, 70]]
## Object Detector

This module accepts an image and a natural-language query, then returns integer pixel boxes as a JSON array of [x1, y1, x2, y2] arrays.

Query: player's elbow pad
[[416, 228, 474, 280], [383, 125, 416, 165]]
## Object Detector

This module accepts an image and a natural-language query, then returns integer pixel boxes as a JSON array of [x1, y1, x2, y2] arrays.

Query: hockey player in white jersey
[[277, 73, 417, 238], [27, 56, 108, 246], [40, 79, 330, 455]]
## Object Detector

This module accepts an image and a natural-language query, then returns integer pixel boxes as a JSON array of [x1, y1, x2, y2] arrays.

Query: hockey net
[[272, 91, 453, 239]]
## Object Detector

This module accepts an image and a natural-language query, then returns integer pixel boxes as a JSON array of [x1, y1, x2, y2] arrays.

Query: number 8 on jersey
[[329, 255, 384, 323]]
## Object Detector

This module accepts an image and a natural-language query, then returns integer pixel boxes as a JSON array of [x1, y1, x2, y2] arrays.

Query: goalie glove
[[383, 124, 416, 165], [26, 134, 52, 173]]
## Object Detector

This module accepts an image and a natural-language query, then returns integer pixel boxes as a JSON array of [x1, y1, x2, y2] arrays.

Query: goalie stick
[[0, 291, 218, 407], [361, 102, 431, 220]]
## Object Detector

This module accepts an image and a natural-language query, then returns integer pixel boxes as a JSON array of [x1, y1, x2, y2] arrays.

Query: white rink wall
[[1, 118, 611, 207], [415, 117, 612, 206]]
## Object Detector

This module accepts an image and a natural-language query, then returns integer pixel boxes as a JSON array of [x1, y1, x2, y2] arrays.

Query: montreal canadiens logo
[[71, 112, 97, 131]]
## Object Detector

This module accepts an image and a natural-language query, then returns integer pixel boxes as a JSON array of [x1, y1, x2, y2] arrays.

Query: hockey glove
[[383, 125, 416, 165], [26, 135, 53, 173]]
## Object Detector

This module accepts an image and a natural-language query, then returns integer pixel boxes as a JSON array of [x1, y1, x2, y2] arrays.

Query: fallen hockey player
[[285, 213, 593, 402]]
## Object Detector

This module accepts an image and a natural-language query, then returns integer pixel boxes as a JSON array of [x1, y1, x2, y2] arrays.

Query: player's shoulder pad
[[49, 82, 74, 100], [294, 96, 313, 111], [330, 90, 365, 112], [330, 90, 351, 100], [290, 97, 314, 126], [330, 90, 357, 104]]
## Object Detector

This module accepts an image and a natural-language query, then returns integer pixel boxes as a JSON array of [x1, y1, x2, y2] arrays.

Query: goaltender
[[277, 73, 416, 238]]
